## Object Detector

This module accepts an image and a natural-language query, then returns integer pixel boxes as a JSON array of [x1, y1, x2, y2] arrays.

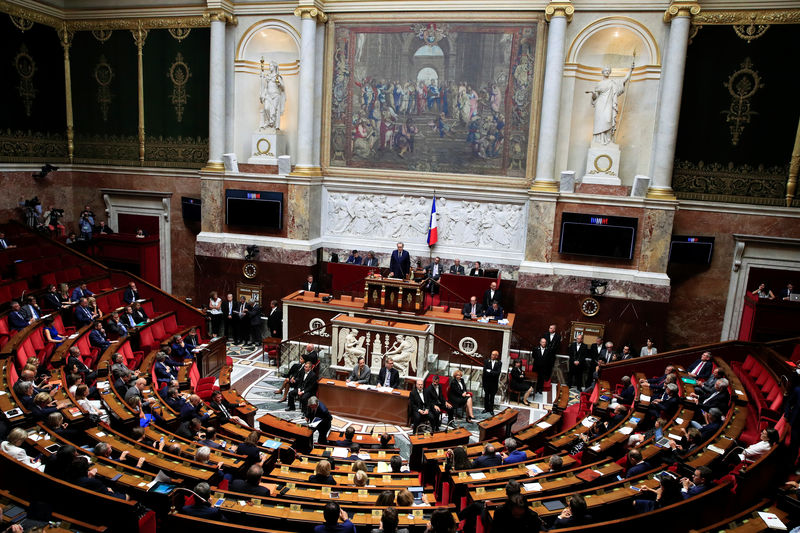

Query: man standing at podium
[[389, 242, 410, 279]]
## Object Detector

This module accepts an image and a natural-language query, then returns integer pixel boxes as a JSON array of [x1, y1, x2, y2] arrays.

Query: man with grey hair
[[181, 481, 225, 520], [305, 395, 332, 444], [389, 242, 410, 279], [502, 437, 526, 464], [472, 444, 502, 468], [548, 454, 564, 472]]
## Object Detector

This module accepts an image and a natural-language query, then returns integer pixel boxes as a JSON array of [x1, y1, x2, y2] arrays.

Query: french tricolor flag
[[427, 196, 438, 246]]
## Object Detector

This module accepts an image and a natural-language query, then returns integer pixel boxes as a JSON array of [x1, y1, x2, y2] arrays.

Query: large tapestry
[[674, 23, 800, 205], [326, 17, 541, 178]]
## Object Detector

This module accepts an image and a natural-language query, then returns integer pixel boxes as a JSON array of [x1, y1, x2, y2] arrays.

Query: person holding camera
[[79, 205, 95, 240]]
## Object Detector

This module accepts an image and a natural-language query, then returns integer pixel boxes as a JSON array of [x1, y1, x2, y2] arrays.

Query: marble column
[[532, 1, 573, 192], [224, 21, 236, 156], [57, 25, 74, 163], [648, 2, 700, 199], [204, 12, 229, 172], [292, 6, 327, 176]]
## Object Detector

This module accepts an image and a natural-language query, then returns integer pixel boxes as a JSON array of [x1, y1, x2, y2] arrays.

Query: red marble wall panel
[[218, 178, 289, 238], [552, 201, 644, 270], [667, 209, 800, 348]]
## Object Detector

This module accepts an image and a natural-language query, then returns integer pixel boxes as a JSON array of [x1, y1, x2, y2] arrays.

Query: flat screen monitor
[[225, 189, 283, 230], [559, 212, 638, 260], [669, 236, 714, 264]]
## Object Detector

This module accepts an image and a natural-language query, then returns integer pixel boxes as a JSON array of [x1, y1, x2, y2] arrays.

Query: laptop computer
[[655, 436, 672, 448], [790, 293, 800, 302], [543, 499, 566, 512]]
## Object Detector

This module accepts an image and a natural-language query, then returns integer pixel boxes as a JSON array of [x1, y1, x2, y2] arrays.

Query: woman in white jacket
[[1, 427, 39, 467]]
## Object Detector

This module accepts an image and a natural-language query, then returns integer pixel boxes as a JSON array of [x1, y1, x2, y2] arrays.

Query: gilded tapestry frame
[[320, 12, 546, 188]]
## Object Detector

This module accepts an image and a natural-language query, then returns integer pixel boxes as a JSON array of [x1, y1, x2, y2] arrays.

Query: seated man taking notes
[[346, 356, 371, 384]]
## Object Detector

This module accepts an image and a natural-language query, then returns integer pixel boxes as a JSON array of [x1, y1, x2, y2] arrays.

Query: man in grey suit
[[363, 251, 379, 267], [346, 357, 371, 384]]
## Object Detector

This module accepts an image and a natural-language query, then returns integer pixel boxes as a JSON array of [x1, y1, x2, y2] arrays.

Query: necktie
[[219, 402, 230, 418], [692, 362, 704, 376], [29, 306, 38, 320]]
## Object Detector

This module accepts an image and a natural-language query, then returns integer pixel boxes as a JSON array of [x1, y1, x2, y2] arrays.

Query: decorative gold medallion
[[732, 21, 769, 43], [580, 297, 600, 317], [14, 44, 36, 117], [243, 262, 258, 279], [168, 52, 191, 122], [255, 138, 273, 157], [722, 58, 764, 146], [94, 55, 114, 122], [9, 15, 34, 32], [91, 29, 113, 43], [168, 27, 192, 42], [593, 154, 613, 173]]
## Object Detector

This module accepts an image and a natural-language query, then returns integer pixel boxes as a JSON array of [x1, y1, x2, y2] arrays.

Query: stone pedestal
[[583, 142, 622, 185], [248, 129, 285, 165]]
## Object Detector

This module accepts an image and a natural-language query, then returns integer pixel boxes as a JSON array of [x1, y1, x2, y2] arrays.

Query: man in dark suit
[[222, 293, 236, 339], [266, 299, 282, 339], [691, 378, 730, 416], [462, 296, 483, 319], [345, 250, 362, 265], [424, 256, 443, 294], [43, 284, 67, 310], [544, 324, 561, 354], [306, 396, 333, 444], [469, 261, 484, 277], [409, 380, 432, 429], [377, 358, 400, 388], [388, 242, 410, 279], [8, 302, 31, 331], [687, 352, 713, 380], [625, 449, 650, 478], [425, 375, 452, 431], [646, 382, 680, 421], [598, 341, 616, 365], [131, 302, 148, 324], [121, 305, 137, 329], [66, 346, 97, 385], [287, 361, 317, 412], [472, 444, 502, 468], [613, 376, 635, 406], [74, 299, 94, 328], [482, 350, 502, 415], [230, 465, 271, 497], [533, 337, 553, 394], [449, 258, 465, 275], [781, 282, 795, 300], [123, 281, 139, 304], [483, 301, 504, 320], [88, 321, 111, 352], [247, 300, 263, 346], [233, 296, 248, 345], [303, 275, 319, 294], [681, 467, 712, 499], [483, 281, 501, 309], [568, 334, 588, 389], [182, 482, 227, 520]]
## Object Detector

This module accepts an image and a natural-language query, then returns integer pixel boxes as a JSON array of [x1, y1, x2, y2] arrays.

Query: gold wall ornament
[[131, 24, 148, 164], [58, 25, 75, 163], [9, 14, 33, 32], [294, 6, 327, 24], [255, 138, 273, 157], [13, 44, 37, 117], [693, 10, 800, 25], [168, 52, 191, 123], [732, 21, 769, 43], [168, 27, 191, 42], [91, 29, 113, 43], [94, 55, 114, 122], [722, 57, 764, 146]]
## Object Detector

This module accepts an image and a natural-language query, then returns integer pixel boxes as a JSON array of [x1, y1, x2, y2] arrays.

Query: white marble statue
[[587, 62, 634, 145], [383, 334, 417, 376], [339, 327, 367, 368], [259, 59, 286, 131]]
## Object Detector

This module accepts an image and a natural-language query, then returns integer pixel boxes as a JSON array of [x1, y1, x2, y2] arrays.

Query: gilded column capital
[[544, 1, 574, 22], [131, 23, 148, 49], [664, 1, 701, 23], [294, 5, 328, 24], [57, 24, 74, 51], [207, 10, 236, 25]]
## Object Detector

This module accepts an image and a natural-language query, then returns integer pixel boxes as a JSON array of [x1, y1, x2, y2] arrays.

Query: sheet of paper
[[469, 472, 486, 480], [675, 417, 683, 425], [707, 445, 725, 454], [526, 464, 543, 474], [331, 447, 348, 458], [639, 394, 651, 402], [668, 433, 682, 441], [619, 426, 633, 435], [522, 482, 542, 492], [536, 421, 552, 429]]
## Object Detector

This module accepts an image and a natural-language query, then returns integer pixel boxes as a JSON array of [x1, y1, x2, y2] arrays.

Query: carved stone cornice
[[0, 0, 60, 27], [294, 6, 328, 24], [664, 1, 701, 23], [544, 1, 574, 22], [693, 9, 800, 25]]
